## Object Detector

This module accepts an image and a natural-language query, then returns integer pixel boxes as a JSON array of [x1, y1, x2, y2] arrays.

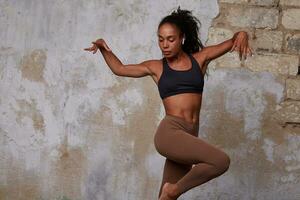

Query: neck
[[166, 49, 186, 63]]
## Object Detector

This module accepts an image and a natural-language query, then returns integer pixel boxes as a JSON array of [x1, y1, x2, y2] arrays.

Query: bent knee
[[216, 154, 231, 174]]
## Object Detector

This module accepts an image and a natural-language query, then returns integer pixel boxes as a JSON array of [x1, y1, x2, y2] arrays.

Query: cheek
[[171, 42, 180, 49]]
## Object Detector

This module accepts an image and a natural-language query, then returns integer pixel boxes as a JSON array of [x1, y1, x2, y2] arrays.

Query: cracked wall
[[0, 0, 299, 200], [0, 0, 219, 199], [196, 0, 300, 199]]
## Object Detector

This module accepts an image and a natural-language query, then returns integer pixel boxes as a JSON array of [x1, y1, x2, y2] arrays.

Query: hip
[[155, 114, 199, 137]]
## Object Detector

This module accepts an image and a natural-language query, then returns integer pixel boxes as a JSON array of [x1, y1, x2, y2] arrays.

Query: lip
[[163, 51, 171, 54]]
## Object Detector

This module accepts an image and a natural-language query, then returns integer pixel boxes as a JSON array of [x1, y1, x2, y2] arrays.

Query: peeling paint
[[262, 138, 275, 163], [20, 49, 47, 82], [1, 0, 300, 200], [202, 68, 284, 142]]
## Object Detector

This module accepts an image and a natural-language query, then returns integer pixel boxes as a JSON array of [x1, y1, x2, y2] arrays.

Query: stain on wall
[[0, 0, 218, 199], [1, 0, 299, 200], [20, 49, 47, 82]]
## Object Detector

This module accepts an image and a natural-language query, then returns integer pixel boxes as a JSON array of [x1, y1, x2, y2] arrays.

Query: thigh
[[155, 128, 228, 166]]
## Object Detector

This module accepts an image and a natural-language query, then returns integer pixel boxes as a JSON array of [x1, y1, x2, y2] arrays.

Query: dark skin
[[84, 22, 252, 200], [85, 23, 252, 199], [84, 23, 252, 200], [84, 22, 252, 126]]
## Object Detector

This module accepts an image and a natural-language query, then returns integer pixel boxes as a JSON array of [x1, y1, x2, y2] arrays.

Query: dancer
[[84, 6, 252, 200]]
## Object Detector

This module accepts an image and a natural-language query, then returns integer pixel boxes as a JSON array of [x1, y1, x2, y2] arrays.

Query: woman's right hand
[[84, 38, 111, 54]]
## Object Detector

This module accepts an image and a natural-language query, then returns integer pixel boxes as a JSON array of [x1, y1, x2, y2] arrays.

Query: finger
[[84, 47, 93, 51], [92, 45, 97, 50], [238, 45, 242, 61], [92, 42, 97, 47], [231, 38, 238, 52], [93, 48, 97, 54], [239, 51, 242, 61], [243, 47, 247, 60], [241, 44, 245, 59], [235, 46, 239, 52], [230, 45, 236, 52], [248, 47, 253, 57], [247, 48, 251, 57], [230, 41, 236, 52], [232, 46, 238, 53]]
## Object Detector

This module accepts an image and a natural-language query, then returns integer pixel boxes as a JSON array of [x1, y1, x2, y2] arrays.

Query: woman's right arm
[[84, 39, 154, 78]]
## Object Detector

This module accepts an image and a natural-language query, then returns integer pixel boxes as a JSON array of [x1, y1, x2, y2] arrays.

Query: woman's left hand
[[230, 31, 253, 61]]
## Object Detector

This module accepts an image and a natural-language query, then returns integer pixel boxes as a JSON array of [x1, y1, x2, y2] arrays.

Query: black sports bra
[[158, 53, 204, 99]]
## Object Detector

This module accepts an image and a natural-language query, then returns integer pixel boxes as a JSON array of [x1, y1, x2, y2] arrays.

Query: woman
[[84, 7, 252, 200]]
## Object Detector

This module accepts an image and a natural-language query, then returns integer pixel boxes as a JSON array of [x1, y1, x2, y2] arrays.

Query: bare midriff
[[162, 93, 202, 125]]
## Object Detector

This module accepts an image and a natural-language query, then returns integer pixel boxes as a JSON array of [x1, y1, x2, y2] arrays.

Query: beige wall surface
[[0, 0, 299, 200]]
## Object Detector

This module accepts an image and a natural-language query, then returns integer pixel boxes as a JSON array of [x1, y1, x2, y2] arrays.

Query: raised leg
[[155, 129, 230, 199], [158, 158, 192, 198]]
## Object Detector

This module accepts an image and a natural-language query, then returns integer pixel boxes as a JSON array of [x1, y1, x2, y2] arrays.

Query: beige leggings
[[154, 114, 230, 198]]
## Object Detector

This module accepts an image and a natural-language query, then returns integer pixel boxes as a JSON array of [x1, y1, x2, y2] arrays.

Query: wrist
[[232, 32, 239, 41]]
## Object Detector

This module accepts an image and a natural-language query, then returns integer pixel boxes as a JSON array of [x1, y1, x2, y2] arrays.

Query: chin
[[163, 53, 172, 57]]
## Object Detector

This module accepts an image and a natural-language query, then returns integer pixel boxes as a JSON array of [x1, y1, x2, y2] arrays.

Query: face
[[157, 23, 183, 57]]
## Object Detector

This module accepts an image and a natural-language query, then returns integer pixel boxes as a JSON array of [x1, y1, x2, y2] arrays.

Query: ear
[[182, 34, 185, 44]]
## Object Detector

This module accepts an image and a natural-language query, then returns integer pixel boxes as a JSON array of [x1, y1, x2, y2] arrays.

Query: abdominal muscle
[[162, 93, 202, 125]]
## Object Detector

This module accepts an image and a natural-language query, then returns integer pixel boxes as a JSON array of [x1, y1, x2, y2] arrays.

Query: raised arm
[[84, 38, 154, 78], [201, 31, 252, 62]]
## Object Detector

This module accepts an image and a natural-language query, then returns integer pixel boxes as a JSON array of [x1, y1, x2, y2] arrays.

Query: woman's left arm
[[201, 31, 253, 62]]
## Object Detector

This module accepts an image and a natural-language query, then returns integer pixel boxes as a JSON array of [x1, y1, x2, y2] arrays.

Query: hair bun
[[158, 6, 205, 54]]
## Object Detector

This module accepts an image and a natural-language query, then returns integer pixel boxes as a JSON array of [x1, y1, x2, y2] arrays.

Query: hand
[[230, 31, 253, 61], [84, 38, 111, 54]]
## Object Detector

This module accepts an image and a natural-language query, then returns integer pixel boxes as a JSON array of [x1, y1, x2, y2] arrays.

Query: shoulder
[[140, 59, 162, 67], [139, 58, 163, 83], [140, 59, 162, 72]]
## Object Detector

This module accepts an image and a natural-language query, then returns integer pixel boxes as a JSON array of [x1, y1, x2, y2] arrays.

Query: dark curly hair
[[158, 6, 205, 54]]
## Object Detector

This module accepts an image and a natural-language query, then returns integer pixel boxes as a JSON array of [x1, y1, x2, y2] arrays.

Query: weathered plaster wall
[[197, 0, 300, 199], [1, 0, 299, 199], [0, 1, 219, 200]]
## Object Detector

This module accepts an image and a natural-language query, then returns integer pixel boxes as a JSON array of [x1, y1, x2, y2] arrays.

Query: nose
[[163, 41, 168, 48]]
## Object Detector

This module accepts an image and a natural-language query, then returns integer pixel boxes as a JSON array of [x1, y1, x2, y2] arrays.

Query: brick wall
[[207, 0, 300, 126]]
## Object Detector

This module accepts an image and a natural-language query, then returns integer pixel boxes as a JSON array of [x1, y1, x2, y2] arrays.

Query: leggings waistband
[[164, 114, 199, 134]]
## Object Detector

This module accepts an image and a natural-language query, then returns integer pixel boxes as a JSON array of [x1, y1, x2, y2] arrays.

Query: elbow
[[112, 65, 124, 76], [112, 70, 120, 76]]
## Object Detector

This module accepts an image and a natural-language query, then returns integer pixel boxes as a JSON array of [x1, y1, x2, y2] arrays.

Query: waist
[[163, 93, 202, 111], [164, 113, 199, 125]]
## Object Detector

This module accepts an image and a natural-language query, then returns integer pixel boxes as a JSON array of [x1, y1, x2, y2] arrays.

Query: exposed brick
[[275, 101, 300, 124], [225, 7, 279, 29], [282, 8, 300, 30], [285, 33, 300, 53], [219, 0, 278, 6], [219, 0, 248, 3], [286, 77, 300, 100], [206, 27, 234, 46], [249, 0, 279, 6], [280, 0, 300, 7], [244, 53, 298, 75], [208, 51, 242, 69], [254, 30, 283, 51]]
